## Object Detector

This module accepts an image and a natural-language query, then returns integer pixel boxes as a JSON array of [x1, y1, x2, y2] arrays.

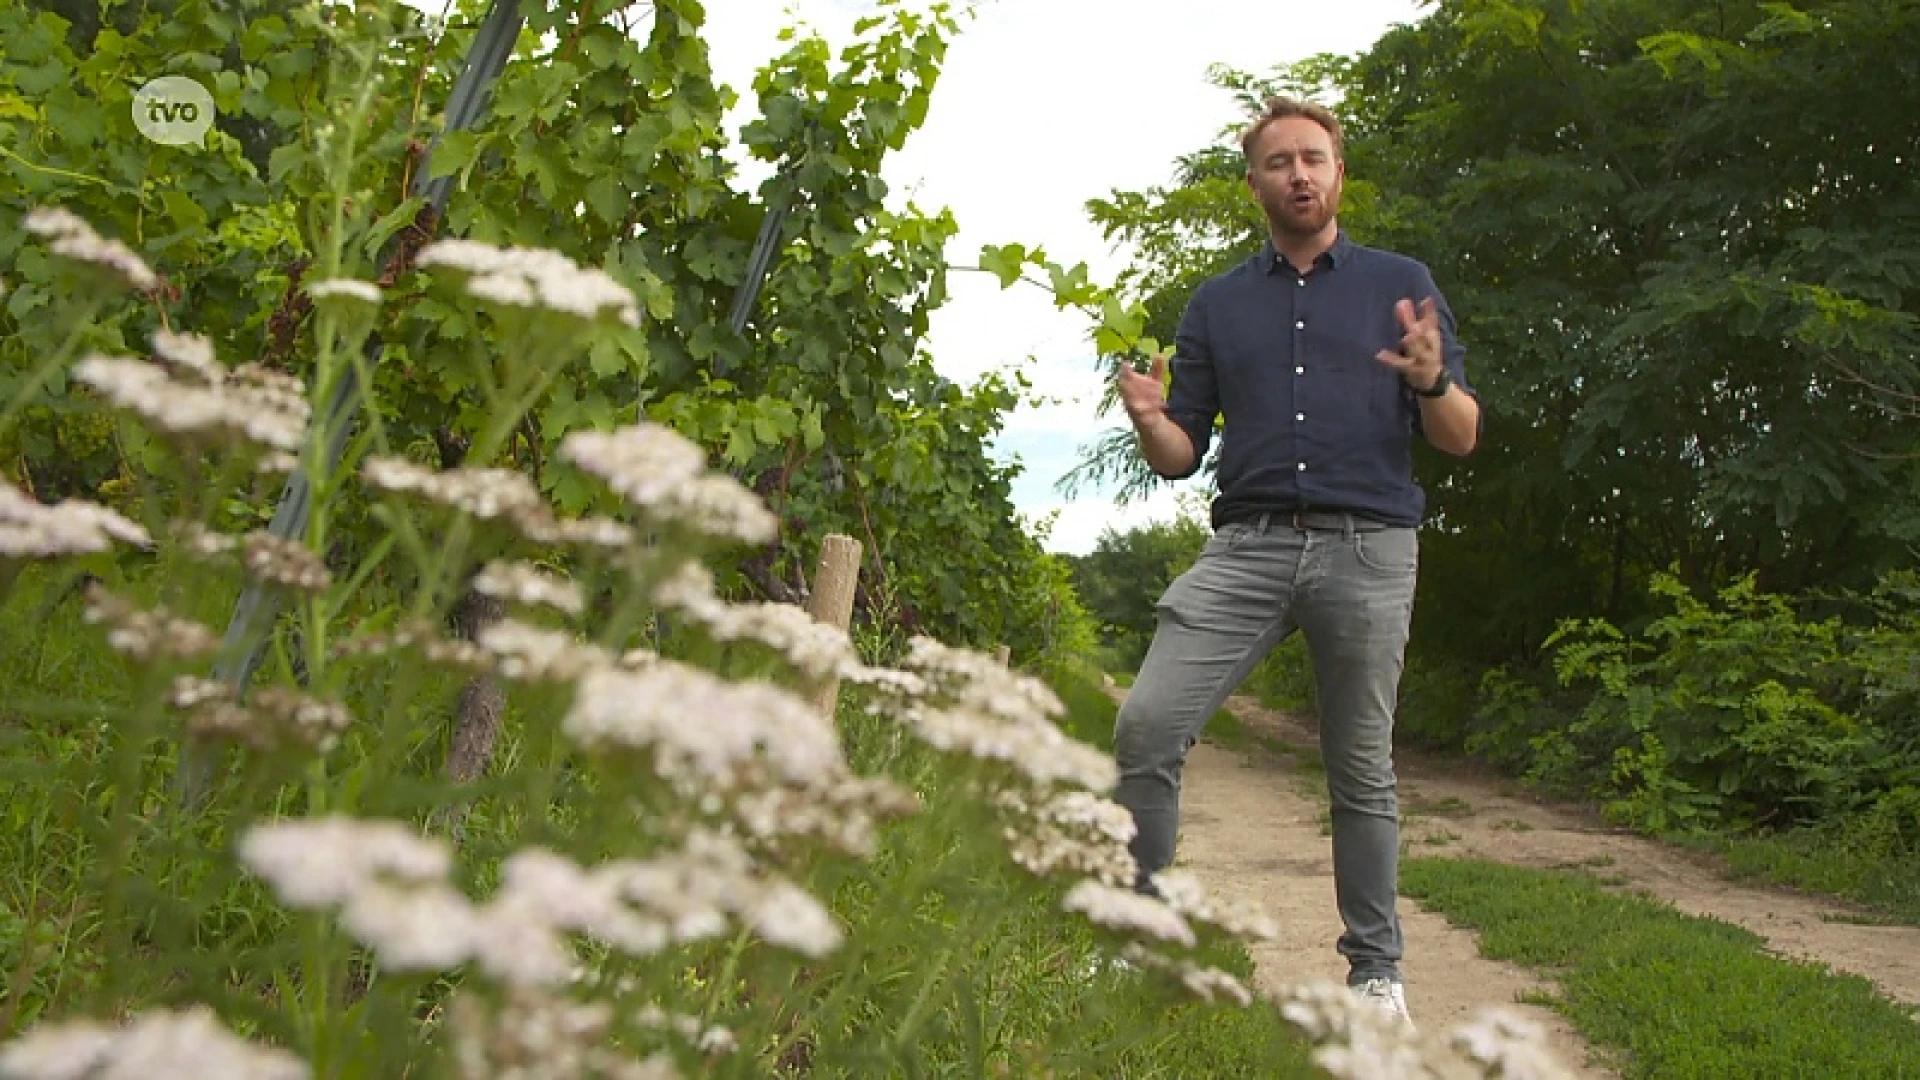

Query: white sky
[[698, 0, 1427, 554]]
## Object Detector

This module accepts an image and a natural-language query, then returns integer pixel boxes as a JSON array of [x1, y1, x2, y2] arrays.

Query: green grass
[[0, 577, 1323, 1075], [1401, 857, 1920, 1078], [1699, 829, 1920, 927]]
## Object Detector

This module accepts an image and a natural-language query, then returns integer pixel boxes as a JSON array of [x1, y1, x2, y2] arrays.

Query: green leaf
[[361, 197, 426, 264], [978, 243, 1027, 288]]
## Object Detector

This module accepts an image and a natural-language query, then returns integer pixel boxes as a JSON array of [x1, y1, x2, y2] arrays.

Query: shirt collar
[[1262, 229, 1353, 274]]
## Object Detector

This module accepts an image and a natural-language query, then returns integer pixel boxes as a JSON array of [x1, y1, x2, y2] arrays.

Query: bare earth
[[1108, 684, 1920, 1078]]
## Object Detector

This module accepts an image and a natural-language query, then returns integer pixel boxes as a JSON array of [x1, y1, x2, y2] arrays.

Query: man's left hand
[[1375, 296, 1444, 392]]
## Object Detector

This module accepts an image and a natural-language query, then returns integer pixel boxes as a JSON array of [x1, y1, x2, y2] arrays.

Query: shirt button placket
[[1294, 307, 1307, 472]]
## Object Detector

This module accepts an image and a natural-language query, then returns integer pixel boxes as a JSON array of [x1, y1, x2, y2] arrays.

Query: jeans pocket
[[1353, 528, 1418, 575], [1201, 522, 1250, 556]]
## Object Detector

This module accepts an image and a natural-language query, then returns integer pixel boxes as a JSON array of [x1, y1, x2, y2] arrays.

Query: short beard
[[1264, 190, 1339, 240]]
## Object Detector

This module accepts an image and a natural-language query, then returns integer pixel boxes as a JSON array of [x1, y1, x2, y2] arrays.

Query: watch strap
[[1412, 367, 1452, 398]]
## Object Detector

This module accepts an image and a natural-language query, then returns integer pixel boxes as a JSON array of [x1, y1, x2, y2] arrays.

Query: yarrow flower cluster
[[169, 678, 354, 753], [563, 661, 845, 790], [304, 278, 382, 307], [652, 562, 857, 680], [1061, 879, 1197, 948], [1106, 942, 1256, 1007], [239, 818, 846, 989], [331, 618, 493, 671], [360, 457, 636, 552], [1, 481, 150, 558], [478, 619, 614, 682], [1149, 869, 1281, 943], [474, 559, 585, 617], [175, 525, 332, 593], [0, 1004, 309, 1080], [23, 206, 159, 292], [416, 239, 641, 328], [449, 989, 682, 1080], [560, 426, 777, 546], [83, 586, 218, 663], [75, 334, 310, 454], [873, 636, 1118, 793], [996, 788, 1139, 888]]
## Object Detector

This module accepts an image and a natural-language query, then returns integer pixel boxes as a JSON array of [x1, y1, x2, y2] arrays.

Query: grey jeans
[[1112, 513, 1417, 985]]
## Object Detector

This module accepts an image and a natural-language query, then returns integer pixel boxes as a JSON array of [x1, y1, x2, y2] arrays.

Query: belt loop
[[1254, 511, 1271, 533]]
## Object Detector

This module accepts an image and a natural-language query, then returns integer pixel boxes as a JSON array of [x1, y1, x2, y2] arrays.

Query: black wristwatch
[[1410, 367, 1452, 398]]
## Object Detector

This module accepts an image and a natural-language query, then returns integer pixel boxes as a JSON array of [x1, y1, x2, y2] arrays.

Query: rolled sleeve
[[1160, 284, 1218, 480]]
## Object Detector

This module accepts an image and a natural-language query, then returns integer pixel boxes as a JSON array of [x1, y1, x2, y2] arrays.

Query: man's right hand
[[1117, 351, 1198, 477], [1118, 352, 1170, 429]]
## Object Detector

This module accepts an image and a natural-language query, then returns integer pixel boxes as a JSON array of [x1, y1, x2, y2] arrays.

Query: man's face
[[1246, 116, 1344, 240]]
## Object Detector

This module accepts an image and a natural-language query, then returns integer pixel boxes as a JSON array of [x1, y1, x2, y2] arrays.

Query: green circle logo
[[132, 76, 215, 146]]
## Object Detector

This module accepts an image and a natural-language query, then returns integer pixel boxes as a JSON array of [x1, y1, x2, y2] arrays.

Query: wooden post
[[807, 533, 862, 715], [995, 644, 1011, 668]]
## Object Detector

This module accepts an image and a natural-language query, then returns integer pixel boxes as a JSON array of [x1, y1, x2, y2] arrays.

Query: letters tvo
[[146, 99, 200, 125]]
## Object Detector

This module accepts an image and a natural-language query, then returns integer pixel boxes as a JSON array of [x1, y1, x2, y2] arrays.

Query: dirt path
[[1105, 684, 1613, 1076], [1224, 696, 1920, 1010]]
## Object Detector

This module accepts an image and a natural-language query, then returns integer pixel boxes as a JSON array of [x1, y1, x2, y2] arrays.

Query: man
[[1111, 96, 1481, 1028]]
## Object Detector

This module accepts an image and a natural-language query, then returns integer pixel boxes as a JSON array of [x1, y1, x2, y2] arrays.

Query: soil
[[1231, 698, 1920, 1010], [1105, 684, 1920, 1078]]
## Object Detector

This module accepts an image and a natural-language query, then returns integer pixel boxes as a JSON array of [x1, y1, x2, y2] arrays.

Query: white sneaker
[[1351, 977, 1415, 1032]]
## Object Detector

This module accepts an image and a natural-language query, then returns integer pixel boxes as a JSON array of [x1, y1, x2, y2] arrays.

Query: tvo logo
[[132, 76, 215, 146]]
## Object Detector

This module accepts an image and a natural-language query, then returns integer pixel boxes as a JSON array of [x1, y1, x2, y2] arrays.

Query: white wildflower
[[476, 620, 610, 681], [304, 278, 381, 306], [24, 206, 159, 292], [1449, 1008, 1575, 1080], [330, 619, 492, 671], [361, 457, 546, 521], [1061, 879, 1196, 947], [740, 879, 843, 958], [1150, 869, 1281, 942], [1004, 789, 1138, 887], [473, 559, 584, 616], [74, 353, 309, 453], [176, 684, 352, 753], [151, 329, 219, 382], [465, 900, 580, 987], [340, 882, 479, 972], [0, 1004, 309, 1080], [729, 775, 919, 857], [0, 482, 151, 558], [1180, 964, 1254, 1006], [416, 239, 641, 328], [559, 425, 776, 545], [173, 527, 332, 592], [900, 635, 1067, 723], [238, 815, 451, 910], [563, 662, 845, 788], [906, 703, 1118, 792], [82, 586, 217, 662], [450, 990, 681, 1080], [652, 562, 857, 681], [529, 513, 637, 550]]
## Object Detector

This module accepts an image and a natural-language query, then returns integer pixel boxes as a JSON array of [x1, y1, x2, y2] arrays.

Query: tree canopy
[[1072, 0, 1920, 665]]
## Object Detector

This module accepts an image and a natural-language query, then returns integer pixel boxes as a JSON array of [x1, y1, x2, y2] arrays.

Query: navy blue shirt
[[1158, 231, 1475, 529]]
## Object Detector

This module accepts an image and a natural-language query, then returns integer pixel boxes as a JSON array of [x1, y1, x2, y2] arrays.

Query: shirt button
[[1297, 462, 1308, 471], [1294, 365, 1305, 375], [1295, 412, 1305, 422], [1297, 278, 1306, 287], [1294, 320, 1305, 330]]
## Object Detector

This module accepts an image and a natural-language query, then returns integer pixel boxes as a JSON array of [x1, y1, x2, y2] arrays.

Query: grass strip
[[1401, 857, 1920, 1078]]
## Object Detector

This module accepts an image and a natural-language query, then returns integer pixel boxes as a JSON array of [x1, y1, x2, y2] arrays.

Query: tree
[[1071, 0, 1920, 665], [1065, 493, 1209, 668]]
